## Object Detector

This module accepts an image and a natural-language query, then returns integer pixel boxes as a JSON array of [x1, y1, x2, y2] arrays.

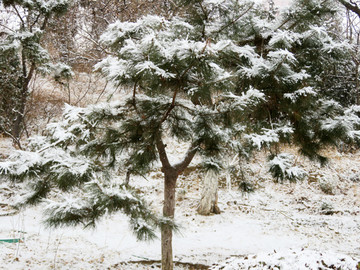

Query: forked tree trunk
[[156, 137, 197, 270], [197, 170, 221, 215], [161, 171, 177, 270]]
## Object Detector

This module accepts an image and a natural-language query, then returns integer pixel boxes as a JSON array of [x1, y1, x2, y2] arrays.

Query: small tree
[[0, 0, 71, 144], [1, 1, 360, 270]]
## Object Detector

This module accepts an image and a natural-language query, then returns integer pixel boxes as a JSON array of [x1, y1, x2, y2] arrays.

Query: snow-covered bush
[[268, 153, 307, 182], [319, 178, 336, 195]]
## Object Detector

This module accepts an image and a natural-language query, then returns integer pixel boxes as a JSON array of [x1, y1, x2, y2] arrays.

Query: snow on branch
[[100, 15, 166, 45], [135, 61, 176, 79], [284, 86, 318, 102], [268, 153, 307, 182], [43, 181, 160, 241], [321, 105, 360, 140], [268, 49, 297, 64], [245, 125, 294, 150], [268, 30, 302, 48], [221, 88, 265, 111]]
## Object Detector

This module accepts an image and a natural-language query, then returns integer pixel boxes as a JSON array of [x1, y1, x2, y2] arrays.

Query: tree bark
[[338, 0, 360, 19], [156, 137, 197, 270], [197, 170, 221, 215], [161, 170, 177, 270]]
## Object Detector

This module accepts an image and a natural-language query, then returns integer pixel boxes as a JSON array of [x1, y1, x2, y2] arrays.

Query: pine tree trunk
[[161, 171, 177, 270], [197, 170, 221, 215], [12, 98, 26, 140], [156, 137, 197, 270], [12, 50, 34, 140]]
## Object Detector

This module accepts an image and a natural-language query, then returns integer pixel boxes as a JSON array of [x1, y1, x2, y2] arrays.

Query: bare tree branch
[[339, 0, 360, 18], [174, 143, 198, 174]]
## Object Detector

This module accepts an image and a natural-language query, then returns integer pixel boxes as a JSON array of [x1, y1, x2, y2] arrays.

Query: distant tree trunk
[[197, 170, 221, 215], [12, 51, 31, 141], [124, 170, 131, 185], [12, 91, 27, 141], [161, 169, 177, 270]]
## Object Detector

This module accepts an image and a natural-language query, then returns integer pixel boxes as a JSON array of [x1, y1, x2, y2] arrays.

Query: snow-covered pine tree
[[1, 0, 360, 269], [176, 0, 360, 211], [0, 0, 72, 144], [0, 3, 264, 269], [232, 0, 360, 179]]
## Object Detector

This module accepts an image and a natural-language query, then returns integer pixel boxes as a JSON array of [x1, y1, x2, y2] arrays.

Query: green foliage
[[239, 181, 254, 193], [2, 0, 360, 245], [3, 0, 69, 16], [268, 153, 307, 182], [42, 182, 175, 241], [0, 0, 71, 139], [24, 179, 51, 205], [320, 202, 335, 215], [0, 43, 23, 135]]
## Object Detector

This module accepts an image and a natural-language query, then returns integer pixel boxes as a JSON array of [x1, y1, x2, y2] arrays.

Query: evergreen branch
[[156, 137, 172, 170], [30, 13, 42, 32], [214, 3, 254, 37], [199, 2, 209, 21], [275, 17, 291, 31], [179, 38, 211, 81], [12, 5, 25, 28], [199, 2, 209, 38], [160, 87, 178, 123], [132, 81, 140, 115], [23, 179, 51, 205], [285, 0, 331, 31], [43, 183, 159, 241]]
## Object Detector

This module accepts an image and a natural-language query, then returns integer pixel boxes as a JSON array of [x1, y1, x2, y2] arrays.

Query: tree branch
[[160, 87, 178, 123], [174, 143, 198, 174], [339, 0, 360, 18], [156, 137, 172, 171], [179, 38, 211, 81], [214, 3, 254, 36], [132, 81, 139, 113], [12, 5, 25, 28], [30, 13, 41, 32]]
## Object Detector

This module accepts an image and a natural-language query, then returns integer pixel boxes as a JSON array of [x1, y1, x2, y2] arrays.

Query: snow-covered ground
[[1, 139, 360, 269]]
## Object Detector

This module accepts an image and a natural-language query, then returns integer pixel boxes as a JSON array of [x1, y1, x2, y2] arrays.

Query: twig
[[237, 203, 294, 220], [53, 233, 63, 270], [95, 81, 108, 104], [215, 3, 254, 36]]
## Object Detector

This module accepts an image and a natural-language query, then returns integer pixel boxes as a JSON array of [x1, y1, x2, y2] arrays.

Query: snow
[[268, 49, 297, 64], [135, 61, 176, 79], [268, 30, 302, 48], [245, 125, 293, 149], [284, 86, 317, 102], [1, 138, 360, 269], [222, 88, 265, 110], [268, 153, 307, 181], [211, 249, 359, 269]]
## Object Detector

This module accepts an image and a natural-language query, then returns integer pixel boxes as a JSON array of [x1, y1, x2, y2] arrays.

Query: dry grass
[[22, 72, 115, 137]]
